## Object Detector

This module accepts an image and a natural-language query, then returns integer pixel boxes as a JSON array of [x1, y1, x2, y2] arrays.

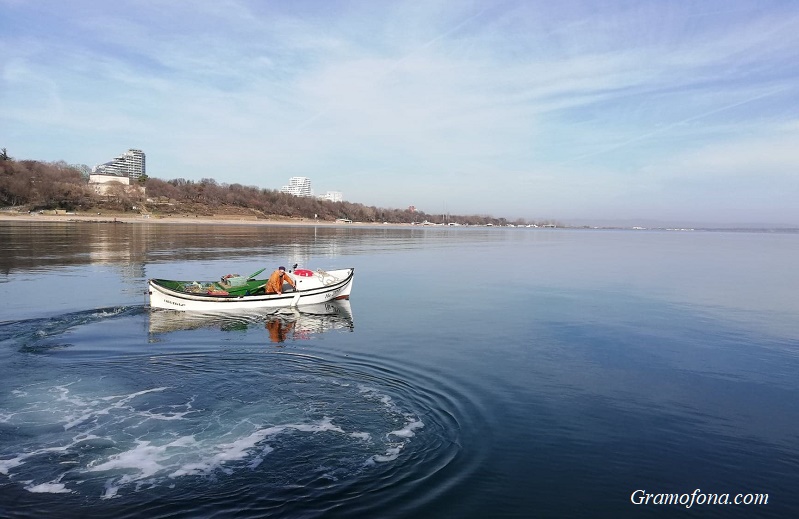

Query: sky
[[2, 0, 798, 225]]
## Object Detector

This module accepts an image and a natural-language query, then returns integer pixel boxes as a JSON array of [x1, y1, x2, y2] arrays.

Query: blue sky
[[2, 0, 798, 225]]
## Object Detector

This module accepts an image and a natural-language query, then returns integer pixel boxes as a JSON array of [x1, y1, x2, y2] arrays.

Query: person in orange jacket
[[264, 266, 296, 294]]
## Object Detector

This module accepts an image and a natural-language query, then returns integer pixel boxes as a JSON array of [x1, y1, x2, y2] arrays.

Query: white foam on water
[[91, 308, 125, 318], [88, 438, 185, 479], [24, 481, 72, 493], [89, 434, 210, 499], [358, 385, 402, 412], [370, 445, 404, 463], [0, 455, 24, 475], [97, 387, 170, 404], [0, 439, 87, 476], [168, 428, 278, 478], [4, 375, 426, 498], [289, 416, 345, 434], [102, 478, 120, 499], [83, 417, 352, 498], [367, 415, 424, 464], [168, 418, 344, 478], [356, 385, 426, 464], [358, 386, 425, 434], [65, 386, 172, 430], [3, 445, 71, 471], [388, 417, 425, 439], [72, 434, 116, 449]]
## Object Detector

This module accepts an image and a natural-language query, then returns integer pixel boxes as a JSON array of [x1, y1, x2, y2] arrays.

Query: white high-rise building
[[280, 176, 312, 197], [319, 191, 343, 202], [93, 149, 146, 179]]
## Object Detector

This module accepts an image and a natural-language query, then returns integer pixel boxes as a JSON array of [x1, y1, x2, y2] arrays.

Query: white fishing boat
[[148, 266, 354, 311]]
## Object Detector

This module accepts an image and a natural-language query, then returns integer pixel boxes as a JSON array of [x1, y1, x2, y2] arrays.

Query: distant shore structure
[[279, 177, 343, 202], [92, 149, 146, 179], [320, 191, 342, 202], [280, 176, 312, 197], [89, 148, 146, 197]]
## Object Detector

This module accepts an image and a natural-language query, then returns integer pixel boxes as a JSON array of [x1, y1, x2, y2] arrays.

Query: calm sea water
[[1, 221, 798, 518]]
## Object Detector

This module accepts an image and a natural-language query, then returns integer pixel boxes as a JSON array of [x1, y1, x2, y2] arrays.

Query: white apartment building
[[93, 149, 146, 179], [319, 191, 343, 202], [280, 176, 313, 197]]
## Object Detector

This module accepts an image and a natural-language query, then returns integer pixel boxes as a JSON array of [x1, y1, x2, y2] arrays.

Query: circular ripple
[[2, 342, 481, 519]]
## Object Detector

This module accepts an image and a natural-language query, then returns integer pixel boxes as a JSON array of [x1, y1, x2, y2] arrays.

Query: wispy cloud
[[2, 0, 798, 224]]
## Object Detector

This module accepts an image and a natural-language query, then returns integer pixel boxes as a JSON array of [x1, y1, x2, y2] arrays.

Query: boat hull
[[148, 268, 354, 311]]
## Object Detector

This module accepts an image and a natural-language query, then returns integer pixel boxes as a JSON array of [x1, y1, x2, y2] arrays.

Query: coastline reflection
[[148, 300, 354, 342]]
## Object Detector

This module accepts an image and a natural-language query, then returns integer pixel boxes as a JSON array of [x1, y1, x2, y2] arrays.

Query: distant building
[[93, 149, 146, 179], [319, 191, 343, 202], [89, 172, 144, 198], [90, 148, 145, 198], [280, 176, 312, 197]]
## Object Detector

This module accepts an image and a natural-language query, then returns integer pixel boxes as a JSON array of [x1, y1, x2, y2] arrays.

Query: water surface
[[1, 222, 797, 517]]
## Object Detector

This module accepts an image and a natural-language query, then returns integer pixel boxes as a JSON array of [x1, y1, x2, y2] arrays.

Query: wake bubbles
[[1, 372, 425, 499]]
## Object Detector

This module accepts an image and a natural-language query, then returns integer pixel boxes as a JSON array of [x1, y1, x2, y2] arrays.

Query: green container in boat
[[225, 276, 247, 287]]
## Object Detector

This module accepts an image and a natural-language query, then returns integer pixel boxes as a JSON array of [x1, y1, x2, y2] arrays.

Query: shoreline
[[5, 212, 795, 232], [0, 211, 405, 227]]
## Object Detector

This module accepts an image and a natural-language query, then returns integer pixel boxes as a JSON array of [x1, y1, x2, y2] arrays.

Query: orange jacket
[[267, 319, 295, 342], [265, 269, 295, 294]]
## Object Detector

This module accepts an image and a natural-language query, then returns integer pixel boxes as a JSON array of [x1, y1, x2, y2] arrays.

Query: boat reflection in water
[[148, 300, 354, 343]]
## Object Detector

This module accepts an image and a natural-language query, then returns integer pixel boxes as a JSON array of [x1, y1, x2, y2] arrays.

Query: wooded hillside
[[1, 153, 543, 226]]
